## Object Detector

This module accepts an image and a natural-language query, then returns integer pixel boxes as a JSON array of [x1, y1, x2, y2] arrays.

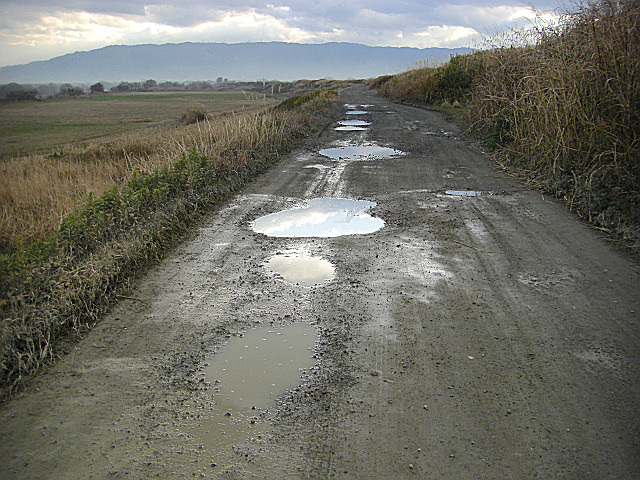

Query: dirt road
[[2, 85, 639, 479]]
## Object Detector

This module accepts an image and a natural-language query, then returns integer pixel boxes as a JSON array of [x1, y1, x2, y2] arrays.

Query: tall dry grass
[[0, 109, 301, 252], [468, 0, 639, 233], [369, 0, 639, 239]]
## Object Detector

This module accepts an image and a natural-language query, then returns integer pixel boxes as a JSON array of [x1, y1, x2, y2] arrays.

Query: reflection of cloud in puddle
[[446, 190, 483, 197], [346, 110, 368, 115], [338, 119, 371, 126], [319, 145, 405, 160], [335, 126, 368, 131], [266, 250, 335, 286], [252, 198, 384, 237], [304, 164, 331, 170]]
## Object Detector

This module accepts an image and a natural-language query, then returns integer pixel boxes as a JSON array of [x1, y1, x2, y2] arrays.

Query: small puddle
[[319, 145, 405, 160], [335, 119, 370, 131], [335, 126, 368, 131], [345, 110, 368, 115], [338, 120, 371, 126], [251, 198, 384, 237], [266, 251, 335, 286], [195, 323, 318, 452], [446, 190, 484, 197]]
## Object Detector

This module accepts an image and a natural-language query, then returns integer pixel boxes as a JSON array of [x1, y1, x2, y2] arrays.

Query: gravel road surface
[[1, 85, 639, 479]]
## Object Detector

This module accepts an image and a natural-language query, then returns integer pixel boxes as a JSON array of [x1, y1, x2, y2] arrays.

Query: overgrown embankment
[[0, 89, 340, 398], [370, 0, 639, 243]]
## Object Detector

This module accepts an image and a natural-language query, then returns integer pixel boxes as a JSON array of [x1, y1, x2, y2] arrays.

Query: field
[[0, 91, 276, 158]]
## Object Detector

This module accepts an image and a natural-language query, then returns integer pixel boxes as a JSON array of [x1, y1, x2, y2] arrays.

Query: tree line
[[0, 77, 230, 100]]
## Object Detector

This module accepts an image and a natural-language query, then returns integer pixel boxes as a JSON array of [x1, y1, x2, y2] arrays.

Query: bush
[[4, 88, 39, 101], [467, 0, 639, 233], [181, 108, 208, 125]]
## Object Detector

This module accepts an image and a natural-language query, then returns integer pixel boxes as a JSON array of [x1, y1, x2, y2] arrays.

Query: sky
[[0, 0, 569, 67]]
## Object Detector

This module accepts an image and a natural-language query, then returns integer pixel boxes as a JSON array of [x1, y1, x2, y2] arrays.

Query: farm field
[[0, 91, 276, 158]]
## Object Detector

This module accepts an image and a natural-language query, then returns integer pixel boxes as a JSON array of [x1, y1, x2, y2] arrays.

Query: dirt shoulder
[[1, 84, 639, 479]]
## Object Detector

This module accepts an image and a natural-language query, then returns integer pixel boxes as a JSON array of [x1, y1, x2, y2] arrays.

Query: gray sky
[[0, 0, 569, 67]]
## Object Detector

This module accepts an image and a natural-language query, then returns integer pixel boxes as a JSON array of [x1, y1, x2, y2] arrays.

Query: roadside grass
[[369, 0, 639, 244], [0, 88, 340, 399], [0, 91, 274, 158]]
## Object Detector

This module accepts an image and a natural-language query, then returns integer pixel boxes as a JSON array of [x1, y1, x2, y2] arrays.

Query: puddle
[[345, 110, 368, 115], [335, 126, 368, 131], [319, 145, 405, 160], [266, 251, 335, 286], [251, 198, 384, 237], [196, 323, 318, 452], [335, 119, 370, 131], [446, 190, 483, 197], [338, 120, 370, 126], [304, 164, 331, 170], [345, 103, 373, 109]]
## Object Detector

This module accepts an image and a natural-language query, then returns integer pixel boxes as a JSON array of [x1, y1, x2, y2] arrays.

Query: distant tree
[[59, 83, 84, 96], [143, 79, 157, 90], [216, 76, 223, 83], [90, 82, 104, 94], [159, 81, 183, 89], [113, 82, 132, 92], [3, 88, 39, 101], [186, 81, 211, 91]]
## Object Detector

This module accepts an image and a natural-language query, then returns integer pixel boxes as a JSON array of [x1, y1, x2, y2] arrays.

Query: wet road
[[1, 85, 639, 479]]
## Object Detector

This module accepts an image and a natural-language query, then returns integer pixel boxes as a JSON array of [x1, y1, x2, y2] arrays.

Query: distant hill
[[0, 42, 473, 84]]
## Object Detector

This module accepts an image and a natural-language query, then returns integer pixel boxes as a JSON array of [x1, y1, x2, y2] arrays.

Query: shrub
[[181, 108, 208, 125]]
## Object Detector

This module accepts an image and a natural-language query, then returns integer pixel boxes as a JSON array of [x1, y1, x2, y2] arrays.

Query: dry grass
[[468, 0, 639, 234], [0, 108, 296, 252], [370, 0, 639, 240]]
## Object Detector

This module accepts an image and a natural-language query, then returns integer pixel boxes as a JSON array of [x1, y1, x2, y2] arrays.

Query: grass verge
[[0, 88, 340, 399], [369, 0, 639, 246]]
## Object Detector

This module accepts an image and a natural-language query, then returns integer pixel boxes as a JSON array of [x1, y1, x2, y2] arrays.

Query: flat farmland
[[0, 91, 276, 158]]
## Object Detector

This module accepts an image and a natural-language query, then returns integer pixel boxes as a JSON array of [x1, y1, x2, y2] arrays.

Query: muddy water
[[266, 250, 335, 286], [251, 198, 384, 237], [194, 323, 318, 452], [319, 145, 405, 160]]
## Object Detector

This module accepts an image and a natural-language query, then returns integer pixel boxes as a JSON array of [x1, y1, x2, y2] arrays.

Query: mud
[[1, 85, 639, 479]]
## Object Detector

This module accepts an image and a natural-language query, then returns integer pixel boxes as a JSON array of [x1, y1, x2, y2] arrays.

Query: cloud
[[0, 0, 565, 66]]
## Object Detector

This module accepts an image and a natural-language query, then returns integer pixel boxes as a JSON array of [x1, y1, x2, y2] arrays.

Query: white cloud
[[0, 1, 566, 67]]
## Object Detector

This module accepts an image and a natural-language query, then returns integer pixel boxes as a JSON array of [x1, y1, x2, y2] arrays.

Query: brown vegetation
[[370, 0, 639, 242], [0, 88, 340, 398]]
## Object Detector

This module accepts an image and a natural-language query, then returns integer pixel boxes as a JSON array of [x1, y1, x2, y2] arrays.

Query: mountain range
[[0, 42, 473, 84]]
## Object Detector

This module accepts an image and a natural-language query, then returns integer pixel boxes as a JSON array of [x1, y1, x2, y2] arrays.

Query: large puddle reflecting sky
[[251, 198, 385, 237]]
